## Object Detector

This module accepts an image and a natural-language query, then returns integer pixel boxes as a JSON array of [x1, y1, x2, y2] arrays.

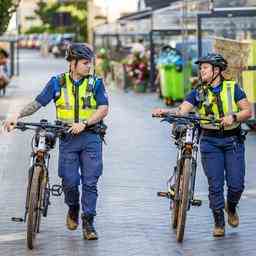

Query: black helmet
[[195, 53, 228, 71], [66, 43, 94, 62]]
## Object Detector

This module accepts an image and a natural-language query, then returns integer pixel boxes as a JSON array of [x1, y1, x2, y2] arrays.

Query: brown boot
[[66, 205, 79, 230], [213, 209, 225, 237], [225, 201, 239, 228], [82, 214, 98, 240]]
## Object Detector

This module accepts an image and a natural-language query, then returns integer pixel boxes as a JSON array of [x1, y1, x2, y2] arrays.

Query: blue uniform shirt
[[36, 75, 109, 107], [185, 83, 246, 108]]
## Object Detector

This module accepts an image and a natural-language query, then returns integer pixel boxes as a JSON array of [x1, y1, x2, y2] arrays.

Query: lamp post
[[87, 0, 94, 44], [209, 0, 214, 12], [182, 0, 189, 92]]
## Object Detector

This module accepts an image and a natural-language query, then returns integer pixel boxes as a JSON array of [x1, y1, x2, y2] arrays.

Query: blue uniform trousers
[[58, 132, 103, 216], [200, 135, 245, 210]]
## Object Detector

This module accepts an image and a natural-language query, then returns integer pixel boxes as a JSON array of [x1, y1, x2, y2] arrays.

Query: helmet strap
[[208, 65, 222, 86]]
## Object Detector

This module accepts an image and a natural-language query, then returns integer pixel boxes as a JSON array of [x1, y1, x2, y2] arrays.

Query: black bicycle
[[11, 119, 69, 249], [154, 113, 219, 242]]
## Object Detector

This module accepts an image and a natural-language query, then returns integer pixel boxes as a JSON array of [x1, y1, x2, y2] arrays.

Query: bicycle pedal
[[11, 217, 24, 222], [157, 191, 175, 200], [51, 184, 63, 196], [157, 192, 169, 198], [191, 199, 202, 207]]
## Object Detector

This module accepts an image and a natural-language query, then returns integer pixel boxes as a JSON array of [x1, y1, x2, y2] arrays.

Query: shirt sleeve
[[94, 78, 109, 106], [35, 76, 58, 106], [184, 89, 199, 107], [3, 64, 9, 77], [234, 83, 247, 102]]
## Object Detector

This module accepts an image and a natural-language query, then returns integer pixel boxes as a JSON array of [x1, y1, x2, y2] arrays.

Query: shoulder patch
[[56, 73, 66, 87]]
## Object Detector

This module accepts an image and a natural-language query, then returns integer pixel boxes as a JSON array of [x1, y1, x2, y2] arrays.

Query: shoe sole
[[213, 233, 225, 237], [83, 232, 98, 240]]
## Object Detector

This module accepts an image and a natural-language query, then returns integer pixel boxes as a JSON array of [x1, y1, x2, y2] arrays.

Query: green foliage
[[25, 25, 49, 34], [32, 0, 87, 41], [0, 0, 21, 35], [34, 1, 60, 26]]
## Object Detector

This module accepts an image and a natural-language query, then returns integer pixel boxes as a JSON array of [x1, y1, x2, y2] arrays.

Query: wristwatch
[[83, 120, 88, 128], [232, 113, 237, 123]]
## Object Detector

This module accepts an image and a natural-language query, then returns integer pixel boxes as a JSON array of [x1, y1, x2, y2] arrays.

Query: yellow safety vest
[[197, 80, 240, 130], [55, 73, 97, 123]]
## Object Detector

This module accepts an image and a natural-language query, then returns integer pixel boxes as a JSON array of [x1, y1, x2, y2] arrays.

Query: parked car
[[52, 33, 75, 58]]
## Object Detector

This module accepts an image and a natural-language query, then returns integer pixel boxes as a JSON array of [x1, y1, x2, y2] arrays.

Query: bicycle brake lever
[[16, 123, 28, 131]]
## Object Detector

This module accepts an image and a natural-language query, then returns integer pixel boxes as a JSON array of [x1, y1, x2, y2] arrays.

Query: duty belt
[[202, 126, 241, 138]]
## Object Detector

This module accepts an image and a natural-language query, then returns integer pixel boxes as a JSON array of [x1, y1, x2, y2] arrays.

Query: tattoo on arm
[[19, 100, 42, 118]]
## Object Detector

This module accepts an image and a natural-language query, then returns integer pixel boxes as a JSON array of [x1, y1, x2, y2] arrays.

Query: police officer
[[152, 53, 251, 237], [4, 43, 109, 240]]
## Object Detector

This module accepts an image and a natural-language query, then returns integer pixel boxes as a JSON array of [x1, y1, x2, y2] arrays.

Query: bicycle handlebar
[[152, 113, 220, 125], [15, 120, 70, 134], [15, 120, 107, 138]]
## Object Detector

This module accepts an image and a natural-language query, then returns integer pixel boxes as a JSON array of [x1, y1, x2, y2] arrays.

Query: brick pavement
[[0, 50, 256, 255]]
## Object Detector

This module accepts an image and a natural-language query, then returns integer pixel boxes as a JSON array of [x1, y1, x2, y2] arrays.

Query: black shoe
[[212, 209, 225, 237], [66, 205, 79, 230], [82, 214, 98, 240]]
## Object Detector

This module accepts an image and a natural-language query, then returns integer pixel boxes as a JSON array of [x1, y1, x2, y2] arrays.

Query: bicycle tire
[[35, 170, 45, 233], [171, 163, 182, 229], [27, 166, 42, 249], [176, 158, 191, 242], [171, 181, 180, 229]]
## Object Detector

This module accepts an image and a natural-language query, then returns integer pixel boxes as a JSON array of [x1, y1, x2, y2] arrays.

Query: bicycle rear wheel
[[27, 166, 42, 249], [176, 158, 191, 242]]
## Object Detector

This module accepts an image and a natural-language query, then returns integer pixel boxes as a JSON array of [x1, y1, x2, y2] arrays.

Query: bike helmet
[[195, 53, 228, 71], [66, 43, 94, 62]]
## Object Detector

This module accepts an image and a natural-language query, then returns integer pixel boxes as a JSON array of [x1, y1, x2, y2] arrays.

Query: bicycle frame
[[154, 113, 219, 242], [12, 121, 65, 224], [24, 130, 52, 222], [172, 123, 200, 211]]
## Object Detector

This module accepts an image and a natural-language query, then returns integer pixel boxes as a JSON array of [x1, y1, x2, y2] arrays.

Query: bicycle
[[11, 119, 69, 249], [153, 113, 219, 242]]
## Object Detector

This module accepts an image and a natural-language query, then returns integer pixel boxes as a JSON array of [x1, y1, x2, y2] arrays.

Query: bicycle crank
[[157, 191, 175, 200], [11, 217, 25, 222]]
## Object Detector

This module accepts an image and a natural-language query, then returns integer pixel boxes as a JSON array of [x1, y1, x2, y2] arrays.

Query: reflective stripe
[[62, 87, 70, 109], [226, 81, 233, 114], [57, 117, 87, 124], [56, 105, 72, 110]]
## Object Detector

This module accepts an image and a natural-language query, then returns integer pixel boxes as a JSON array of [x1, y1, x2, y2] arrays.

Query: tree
[[34, 1, 60, 27], [33, 0, 88, 41], [0, 0, 21, 35]]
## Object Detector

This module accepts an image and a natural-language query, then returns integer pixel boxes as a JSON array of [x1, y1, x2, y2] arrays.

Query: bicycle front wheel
[[27, 166, 42, 250], [171, 181, 180, 229], [176, 158, 191, 242]]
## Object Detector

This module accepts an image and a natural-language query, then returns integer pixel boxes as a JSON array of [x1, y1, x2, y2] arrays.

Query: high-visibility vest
[[55, 73, 97, 123], [197, 80, 240, 130]]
